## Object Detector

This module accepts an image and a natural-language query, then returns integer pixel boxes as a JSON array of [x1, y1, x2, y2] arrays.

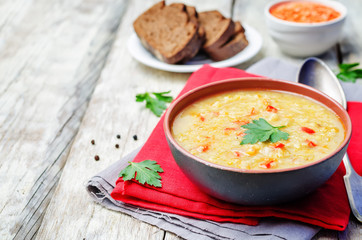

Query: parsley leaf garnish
[[136, 91, 173, 117], [119, 160, 164, 187], [337, 62, 362, 83], [240, 118, 289, 145]]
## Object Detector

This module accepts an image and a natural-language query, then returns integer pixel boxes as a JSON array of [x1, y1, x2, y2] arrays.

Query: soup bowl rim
[[163, 77, 352, 174], [265, 0, 347, 28]]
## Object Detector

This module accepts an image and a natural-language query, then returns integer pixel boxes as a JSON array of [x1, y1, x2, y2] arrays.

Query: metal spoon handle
[[343, 154, 362, 222], [298, 57, 362, 222]]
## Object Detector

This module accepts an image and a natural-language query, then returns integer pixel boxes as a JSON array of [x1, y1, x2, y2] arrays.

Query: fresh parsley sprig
[[240, 118, 289, 145], [337, 62, 362, 83], [119, 160, 164, 187], [136, 91, 173, 117]]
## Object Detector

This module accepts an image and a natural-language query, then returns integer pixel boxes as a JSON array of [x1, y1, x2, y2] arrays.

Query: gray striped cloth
[[87, 57, 361, 240]]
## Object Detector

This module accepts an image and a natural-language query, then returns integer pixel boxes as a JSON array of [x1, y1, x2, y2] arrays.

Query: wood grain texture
[[0, 0, 360, 239], [0, 0, 127, 239], [35, 0, 233, 239]]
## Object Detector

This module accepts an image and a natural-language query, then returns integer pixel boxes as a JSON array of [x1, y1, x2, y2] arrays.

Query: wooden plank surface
[[36, 0, 362, 239], [0, 0, 128, 239], [35, 0, 234, 239], [0, 0, 360, 239]]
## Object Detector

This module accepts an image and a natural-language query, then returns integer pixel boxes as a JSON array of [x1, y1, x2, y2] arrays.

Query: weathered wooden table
[[0, 0, 361, 239]]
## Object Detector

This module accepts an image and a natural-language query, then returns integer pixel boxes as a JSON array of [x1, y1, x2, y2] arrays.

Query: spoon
[[298, 57, 362, 222]]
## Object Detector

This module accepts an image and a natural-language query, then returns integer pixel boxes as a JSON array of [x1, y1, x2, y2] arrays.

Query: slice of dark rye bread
[[198, 11, 235, 52], [170, 3, 205, 62], [133, 1, 204, 64], [198, 10, 249, 61], [206, 21, 249, 61]]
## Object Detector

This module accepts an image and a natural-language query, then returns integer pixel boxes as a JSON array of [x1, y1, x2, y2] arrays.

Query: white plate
[[127, 25, 263, 73]]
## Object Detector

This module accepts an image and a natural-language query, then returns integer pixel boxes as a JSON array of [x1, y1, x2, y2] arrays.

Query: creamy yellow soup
[[172, 90, 345, 170]]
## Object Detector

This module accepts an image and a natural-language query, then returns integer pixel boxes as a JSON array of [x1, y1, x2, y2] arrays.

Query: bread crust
[[204, 20, 249, 61], [207, 31, 249, 61], [133, 2, 248, 64], [199, 11, 235, 51], [133, 1, 203, 64]]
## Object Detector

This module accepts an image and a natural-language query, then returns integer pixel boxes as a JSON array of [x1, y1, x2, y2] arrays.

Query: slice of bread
[[133, 1, 203, 64], [233, 21, 245, 34], [206, 21, 249, 61], [171, 4, 205, 63], [198, 11, 235, 52]]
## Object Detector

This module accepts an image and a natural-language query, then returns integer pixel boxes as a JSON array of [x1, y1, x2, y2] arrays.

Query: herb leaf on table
[[337, 62, 362, 83], [136, 91, 173, 117], [119, 160, 164, 187], [240, 118, 289, 145]]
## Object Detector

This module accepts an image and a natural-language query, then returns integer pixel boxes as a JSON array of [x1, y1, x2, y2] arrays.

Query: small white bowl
[[265, 0, 347, 57]]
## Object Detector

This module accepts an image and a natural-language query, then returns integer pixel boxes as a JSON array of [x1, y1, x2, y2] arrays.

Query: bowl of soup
[[163, 78, 352, 205], [265, 0, 347, 57]]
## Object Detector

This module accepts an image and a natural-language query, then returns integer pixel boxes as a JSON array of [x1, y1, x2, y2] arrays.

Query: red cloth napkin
[[112, 65, 361, 231], [346, 102, 362, 175]]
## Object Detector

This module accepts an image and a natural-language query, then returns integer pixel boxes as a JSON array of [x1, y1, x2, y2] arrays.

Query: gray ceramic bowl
[[164, 78, 352, 205]]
